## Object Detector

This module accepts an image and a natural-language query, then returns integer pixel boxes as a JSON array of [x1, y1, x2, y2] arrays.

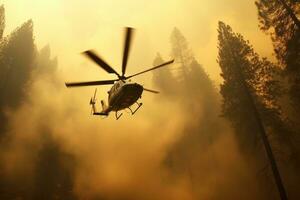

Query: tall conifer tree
[[217, 21, 300, 199], [170, 27, 193, 81], [256, 0, 300, 120]]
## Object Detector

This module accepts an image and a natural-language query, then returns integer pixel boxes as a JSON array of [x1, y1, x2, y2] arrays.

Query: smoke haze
[[0, 1, 291, 199]]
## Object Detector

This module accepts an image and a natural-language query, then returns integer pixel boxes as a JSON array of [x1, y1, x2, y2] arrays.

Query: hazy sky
[[1, 0, 274, 83]]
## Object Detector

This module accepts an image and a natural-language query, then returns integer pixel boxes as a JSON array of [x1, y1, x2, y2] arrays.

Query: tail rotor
[[90, 88, 97, 115]]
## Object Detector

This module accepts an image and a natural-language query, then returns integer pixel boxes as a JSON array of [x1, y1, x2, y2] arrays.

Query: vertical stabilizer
[[101, 100, 107, 111]]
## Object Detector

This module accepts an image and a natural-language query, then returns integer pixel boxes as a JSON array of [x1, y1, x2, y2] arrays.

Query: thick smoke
[[150, 29, 271, 199], [0, 10, 278, 200], [1, 57, 266, 199]]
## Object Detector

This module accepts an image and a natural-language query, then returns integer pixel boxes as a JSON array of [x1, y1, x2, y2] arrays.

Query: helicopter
[[65, 27, 174, 119]]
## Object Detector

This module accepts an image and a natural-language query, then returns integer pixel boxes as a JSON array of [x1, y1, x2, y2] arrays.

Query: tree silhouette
[[0, 6, 77, 199], [34, 44, 58, 75], [152, 53, 177, 96], [0, 20, 35, 110], [256, 0, 300, 67], [170, 27, 193, 82], [256, 0, 300, 123], [157, 27, 225, 199], [217, 21, 296, 199], [0, 19, 35, 137]]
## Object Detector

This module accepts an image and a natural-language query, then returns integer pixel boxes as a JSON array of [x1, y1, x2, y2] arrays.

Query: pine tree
[[255, 0, 300, 67], [169, 27, 217, 99], [0, 25, 77, 199], [0, 17, 36, 198], [34, 45, 58, 75], [0, 19, 35, 136], [256, 0, 300, 167], [256, 0, 300, 120], [217, 21, 292, 154], [218, 21, 261, 150], [152, 53, 177, 96], [161, 28, 225, 199], [0, 20, 35, 109], [188, 59, 216, 101], [218, 21, 300, 199], [170, 27, 193, 81]]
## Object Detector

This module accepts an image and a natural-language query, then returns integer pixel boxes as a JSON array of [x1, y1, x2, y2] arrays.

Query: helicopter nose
[[135, 83, 143, 92], [123, 83, 143, 96], [134, 84, 143, 97]]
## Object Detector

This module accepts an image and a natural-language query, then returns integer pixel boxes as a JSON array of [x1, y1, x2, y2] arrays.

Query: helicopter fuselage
[[106, 80, 143, 112]]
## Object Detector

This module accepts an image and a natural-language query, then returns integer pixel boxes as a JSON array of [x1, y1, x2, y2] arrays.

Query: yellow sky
[[1, 0, 274, 83]]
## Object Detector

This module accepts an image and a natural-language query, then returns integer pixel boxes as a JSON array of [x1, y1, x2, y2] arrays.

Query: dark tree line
[[0, 5, 76, 200]]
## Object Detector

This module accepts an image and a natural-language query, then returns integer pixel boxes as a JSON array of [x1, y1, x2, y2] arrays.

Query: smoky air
[[0, 1, 299, 200]]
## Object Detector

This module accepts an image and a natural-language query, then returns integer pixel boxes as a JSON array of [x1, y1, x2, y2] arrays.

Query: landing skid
[[128, 102, 143, 115], [115, 111, 123, 120], [93, 112, 108, 116], [115, 102, 142, 120]]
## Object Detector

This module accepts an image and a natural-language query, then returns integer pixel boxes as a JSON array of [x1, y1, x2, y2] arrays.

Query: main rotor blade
[[65, 80, 116, 87], [83, 50, 120, 76], [143, 88, 160, 94], [122, 27, 134, 76], [126, 60, 174, 79]]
